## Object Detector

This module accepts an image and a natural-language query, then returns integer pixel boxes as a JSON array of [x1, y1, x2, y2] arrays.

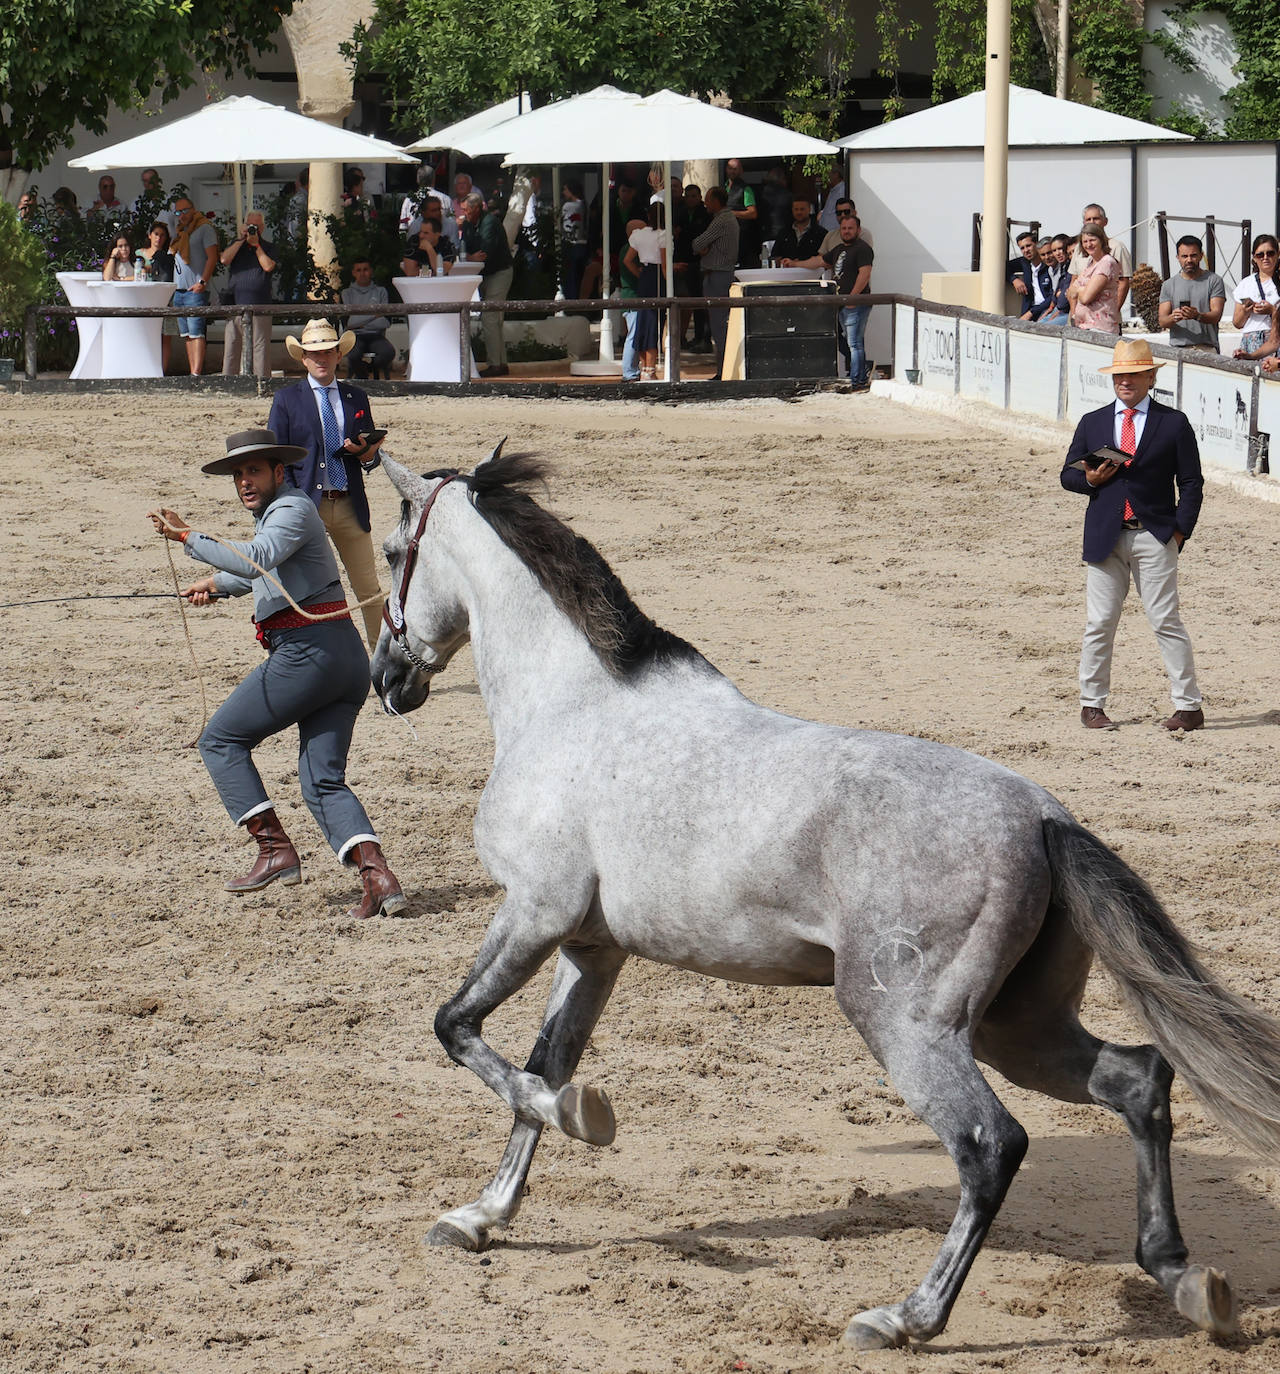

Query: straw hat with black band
[[201, 428, 308, 476]]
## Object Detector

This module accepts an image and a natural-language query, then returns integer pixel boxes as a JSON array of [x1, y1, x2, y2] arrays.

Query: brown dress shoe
[[346, 841, 408, 919], [1080, 706, 1118, 730], [225, 809, 301, 892], [1162, 707, 1205, 732]]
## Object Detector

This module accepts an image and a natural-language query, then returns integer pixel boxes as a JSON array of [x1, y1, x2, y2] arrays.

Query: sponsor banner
[[1008, 332, 1062, 421], [1182, 363, 1251, 470], [958, 319, 1006, 406], [918, 312, 957, 393], [1254, 376, 1280, 474], [893, 304, 915, 378], [1064, 339, 1123, 421]]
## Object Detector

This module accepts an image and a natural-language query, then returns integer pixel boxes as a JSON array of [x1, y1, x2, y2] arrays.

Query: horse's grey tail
[[1044, 814, 1280, 1160]]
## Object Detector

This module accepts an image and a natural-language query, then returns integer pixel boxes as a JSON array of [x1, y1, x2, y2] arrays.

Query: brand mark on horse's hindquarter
[[870, 927, 925, 992]]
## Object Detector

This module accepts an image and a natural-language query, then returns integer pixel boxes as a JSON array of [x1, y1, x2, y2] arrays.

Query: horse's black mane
[[457, 451, 705, 680]]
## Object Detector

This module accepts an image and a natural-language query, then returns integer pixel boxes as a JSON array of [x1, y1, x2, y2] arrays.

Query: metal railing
[[22, 290, 890, 384]]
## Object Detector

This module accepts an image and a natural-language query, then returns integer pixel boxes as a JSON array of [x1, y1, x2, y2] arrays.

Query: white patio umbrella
[[836, 84, 1193, 149], [68, 95, 418, 223], [407, 96, 528, 153], [464, 87, 837, 374]]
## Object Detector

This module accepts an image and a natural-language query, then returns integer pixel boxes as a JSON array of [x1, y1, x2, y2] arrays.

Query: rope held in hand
[[156, 514, 386, 620]]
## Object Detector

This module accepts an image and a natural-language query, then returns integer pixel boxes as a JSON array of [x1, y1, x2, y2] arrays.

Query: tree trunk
[[684, 159, 720, 198]]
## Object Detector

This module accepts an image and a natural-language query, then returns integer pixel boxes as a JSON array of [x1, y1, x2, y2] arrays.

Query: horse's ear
[[474, 436, 507, 471], [382, 452, 429, 502]]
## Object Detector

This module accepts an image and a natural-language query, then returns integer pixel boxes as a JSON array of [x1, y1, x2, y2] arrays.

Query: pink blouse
[[1073, 254, 1120, 334]]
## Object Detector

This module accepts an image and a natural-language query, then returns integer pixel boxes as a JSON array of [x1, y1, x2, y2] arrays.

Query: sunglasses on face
[[835, 209, 856, 219], [1255, 250, 1277, 259]]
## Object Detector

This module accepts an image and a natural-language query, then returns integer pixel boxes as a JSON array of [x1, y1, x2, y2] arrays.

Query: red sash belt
[[254, 600, 350, 650]]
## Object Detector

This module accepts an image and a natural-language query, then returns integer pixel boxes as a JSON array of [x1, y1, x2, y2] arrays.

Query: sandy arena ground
[[3, 387, 1280, 1373]]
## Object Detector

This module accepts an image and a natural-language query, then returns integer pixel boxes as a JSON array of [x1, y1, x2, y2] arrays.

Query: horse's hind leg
[[841, 1027, 1029, 1350], [977, 1011, 1239, 1338], [429, 943, 627, 1253]]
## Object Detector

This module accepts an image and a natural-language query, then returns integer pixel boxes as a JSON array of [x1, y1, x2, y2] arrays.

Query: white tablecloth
[[393, 275, 481, 383], [55, 273, 104, 380], [86, 280, 175, 379], [56, 274, 175, 379]]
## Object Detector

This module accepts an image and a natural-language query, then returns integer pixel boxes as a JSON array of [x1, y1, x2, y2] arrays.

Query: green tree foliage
[[932, 0, 1052, 102], [351, 0, 822, 134], [1, 0, 295, 175], [0, 200, 46, 361], [1168, 0, 1279, 137], [1071, 0, 1152, 120]]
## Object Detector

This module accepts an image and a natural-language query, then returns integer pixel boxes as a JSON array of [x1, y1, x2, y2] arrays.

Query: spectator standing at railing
[[1157, 236, 1225, 353], [171, 196, 220, 376], [725, 159, 761, 269], [1231, 234, 1280, 360], [90, 175, 124, 219], [824, 210, 874, 390], [1068, 225, 1121, 335], [1009, 232, 1055, 321], [219, 211, 277, 378], [1038, 235, 1073, 326], [561, 181, 588, 299], [1069, 204, 1132, 310], [460, 191, 513, 378], [692, 186, 739, 374]]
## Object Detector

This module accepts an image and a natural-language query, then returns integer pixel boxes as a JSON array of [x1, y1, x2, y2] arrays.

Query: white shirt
[[1112, 394, 1151, 451], [629, 225, 663, 265], [307, 376, 348, 490], [1232, 273, 1280, 316]]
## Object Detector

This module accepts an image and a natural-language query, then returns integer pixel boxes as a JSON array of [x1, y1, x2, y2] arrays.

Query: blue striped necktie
[[317, 384, 348, 491]]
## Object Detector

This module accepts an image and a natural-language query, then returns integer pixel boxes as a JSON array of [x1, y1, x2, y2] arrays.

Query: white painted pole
[[1056, 1, 1070, 101], [599, 163, 615, 361], [552, 164, 564, 307], [662, 160, 674, 381], [233, 162, 243, 227], [979, 0, 1012, 316], [245, 163, 255, 224]]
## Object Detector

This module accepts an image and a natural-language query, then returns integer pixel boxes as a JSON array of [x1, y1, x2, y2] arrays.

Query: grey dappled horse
[[372, 447, 1280, 1349]]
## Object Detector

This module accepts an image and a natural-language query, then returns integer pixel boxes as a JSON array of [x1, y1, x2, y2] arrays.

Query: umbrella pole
[[599, 163, 615, 361], [233, 163, 243, 228], [552, 165, 564, 310], [662, 162, 674, 382], [245, 163, 255, 223]]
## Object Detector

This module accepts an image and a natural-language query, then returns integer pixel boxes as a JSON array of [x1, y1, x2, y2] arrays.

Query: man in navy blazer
[[1060, 338, 1204, 732], [269, 319, 384, 646]]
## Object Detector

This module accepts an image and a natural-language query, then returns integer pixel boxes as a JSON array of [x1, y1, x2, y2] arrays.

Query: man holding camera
[[1157, 236, 1226, 353], [220, 211, 277, 377]]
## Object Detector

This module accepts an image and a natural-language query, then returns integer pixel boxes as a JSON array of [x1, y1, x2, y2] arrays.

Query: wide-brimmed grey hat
[[201, 428, 308, 476]]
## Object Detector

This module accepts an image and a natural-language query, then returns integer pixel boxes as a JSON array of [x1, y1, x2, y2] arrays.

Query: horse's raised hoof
[[554, 1083, 616, 1146], [843, 1306, 911, 1350], [426, 1218, 488, 1252], [1173, 1265, 1238, 1338]]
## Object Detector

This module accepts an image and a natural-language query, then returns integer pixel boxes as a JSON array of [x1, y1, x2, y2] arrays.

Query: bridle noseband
[[382, 473, 462, 674]]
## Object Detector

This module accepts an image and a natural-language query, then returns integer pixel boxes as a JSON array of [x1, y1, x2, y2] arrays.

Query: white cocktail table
[[394, 275, 481, 383], [85, 280, 175, 379]]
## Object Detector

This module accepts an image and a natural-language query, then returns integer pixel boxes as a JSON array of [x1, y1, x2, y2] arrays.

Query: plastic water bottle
[[135, 256, 146, 282]]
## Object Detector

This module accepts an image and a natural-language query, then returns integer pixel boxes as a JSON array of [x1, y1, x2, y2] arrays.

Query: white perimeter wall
[[852, 141, 1277, 385]]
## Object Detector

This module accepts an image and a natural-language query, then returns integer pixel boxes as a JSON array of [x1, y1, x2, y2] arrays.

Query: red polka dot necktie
[[1120, 407, 1137, 521]]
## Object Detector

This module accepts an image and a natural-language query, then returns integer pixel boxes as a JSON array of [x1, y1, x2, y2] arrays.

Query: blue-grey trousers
[[198, 619, 376, 862]]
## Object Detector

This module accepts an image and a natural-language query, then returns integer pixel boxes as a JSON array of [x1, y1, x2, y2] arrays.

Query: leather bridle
[[381, 472, 462, 674]]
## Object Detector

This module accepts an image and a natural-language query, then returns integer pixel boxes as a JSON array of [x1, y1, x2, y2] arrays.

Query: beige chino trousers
[[1079, 527, 1200, 711], [319, 495, 383, 648]]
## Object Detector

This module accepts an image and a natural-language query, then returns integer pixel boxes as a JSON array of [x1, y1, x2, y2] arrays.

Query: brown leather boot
[[225, 809, 302, 893], [346, 842, 408, 919]]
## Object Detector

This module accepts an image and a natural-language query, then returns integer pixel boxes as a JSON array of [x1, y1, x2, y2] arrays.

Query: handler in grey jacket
[[149, 429, 406, 919]]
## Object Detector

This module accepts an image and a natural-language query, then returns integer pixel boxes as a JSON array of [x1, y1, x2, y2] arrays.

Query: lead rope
[[161, 536, 210, 748]]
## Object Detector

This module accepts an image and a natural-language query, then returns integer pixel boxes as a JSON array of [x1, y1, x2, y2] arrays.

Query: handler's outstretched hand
[[149, 507, 190, 541]]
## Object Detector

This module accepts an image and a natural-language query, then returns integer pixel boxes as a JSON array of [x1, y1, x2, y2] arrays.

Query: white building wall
[[1143, 5, 1239, 130]]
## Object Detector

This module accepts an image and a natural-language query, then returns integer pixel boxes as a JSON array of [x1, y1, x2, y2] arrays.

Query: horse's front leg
[[435, 894, 621, 1140], [429, 942, 628, 1252]]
